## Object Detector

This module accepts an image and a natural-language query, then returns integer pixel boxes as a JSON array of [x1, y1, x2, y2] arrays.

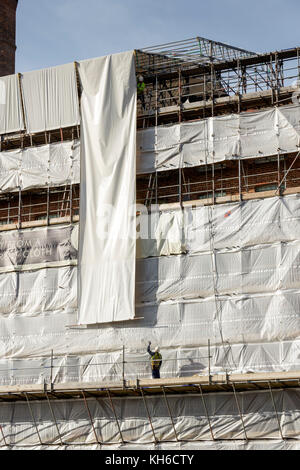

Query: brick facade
[[0, 0, 18, 77]]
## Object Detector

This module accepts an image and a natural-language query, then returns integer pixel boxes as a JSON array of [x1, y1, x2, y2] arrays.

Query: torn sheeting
[[0, 389, 299, 446], [78, 52, 137, 325], [0, 74, 24, 135], [21, 63, 80, 134]]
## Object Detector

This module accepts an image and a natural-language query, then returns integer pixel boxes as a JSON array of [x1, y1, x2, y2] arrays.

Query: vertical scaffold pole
[[122, 345, 125, 385], [47, 186, 50, 226], [18, 187, 22, 230], [81, 390, 101, 445], [238, 159, 242, 202], [178, 69, 182, 124], [277, 151, 281, 194], [70, 184, 73, 223], [208, 339, 211, 383]]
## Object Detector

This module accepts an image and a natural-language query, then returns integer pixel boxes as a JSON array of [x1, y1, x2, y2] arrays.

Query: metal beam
[[106, 389, 125, 445], [162, 386, 179, 442], [81, 390, 101, 446]]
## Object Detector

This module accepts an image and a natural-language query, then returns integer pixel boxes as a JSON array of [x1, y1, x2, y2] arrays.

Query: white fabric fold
[[78, 52, 137, 324]]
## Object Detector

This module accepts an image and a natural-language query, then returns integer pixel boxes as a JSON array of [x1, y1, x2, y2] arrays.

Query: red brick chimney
[[0, 0, 18, 77]]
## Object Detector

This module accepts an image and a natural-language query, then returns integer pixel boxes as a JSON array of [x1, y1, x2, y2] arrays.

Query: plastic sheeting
[[78, 52, 137, 325], [21, 63, 80, 134], [1, 104, 300, 190], [0, 225, 77, 273], [0, 389, 299, 446], [137, 104, 300, 172], [0, 196, 299, 384], [0, 74, 24, 135], [0, 140, 80, 192], [1, 104, 300, 193]]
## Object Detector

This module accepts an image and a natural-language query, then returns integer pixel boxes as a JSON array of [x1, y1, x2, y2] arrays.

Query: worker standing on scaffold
[[137, 75, 146, 110], [147, 341, 162, 379]]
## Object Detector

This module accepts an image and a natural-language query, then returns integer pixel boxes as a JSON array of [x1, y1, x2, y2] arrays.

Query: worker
[[137, 75, 146, 110], [147, 341, 162, 379]]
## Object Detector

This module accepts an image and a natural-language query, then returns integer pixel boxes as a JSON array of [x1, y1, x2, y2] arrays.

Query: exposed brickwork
[[0, 0, 18, 77]]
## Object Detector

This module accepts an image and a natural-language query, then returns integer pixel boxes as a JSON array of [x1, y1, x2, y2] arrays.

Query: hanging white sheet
[[21, 63, 80, 134], [0, 74, 24, 135], [78, 52, 137, 324]]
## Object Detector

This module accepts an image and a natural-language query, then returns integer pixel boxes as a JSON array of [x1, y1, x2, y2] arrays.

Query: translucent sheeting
[[1, 104, 300, 192], [78, 52, 137, 325], [0, 390, 299, 446], [0, 140, 80, 192], [0, 74, 24, 135], [21, 64, 80, 134], [137, 104, 300, 172], [137, 194, 300, 258]]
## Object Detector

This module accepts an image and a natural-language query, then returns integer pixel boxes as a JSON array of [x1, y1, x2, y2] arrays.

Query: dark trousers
[[152, 368, 160, 379]]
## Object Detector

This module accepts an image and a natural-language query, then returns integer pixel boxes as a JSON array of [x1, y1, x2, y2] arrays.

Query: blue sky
[[16, 0, 300, 72]]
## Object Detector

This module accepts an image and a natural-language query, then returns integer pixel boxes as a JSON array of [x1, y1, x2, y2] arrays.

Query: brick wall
[[0, 0, 18, 77]]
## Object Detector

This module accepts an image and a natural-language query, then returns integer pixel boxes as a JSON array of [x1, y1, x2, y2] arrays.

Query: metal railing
[[136, 50, 300, 121], [0, 342, 213, 386]]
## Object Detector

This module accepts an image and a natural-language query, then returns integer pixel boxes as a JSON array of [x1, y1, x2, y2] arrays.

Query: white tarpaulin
[[21, 63, 80, 134], [78, 52, 137, 325], [0, 140, 80, 192], [0, 74, 24, 135], [137, 104, 300, 172], [1, 104, 300, 193]]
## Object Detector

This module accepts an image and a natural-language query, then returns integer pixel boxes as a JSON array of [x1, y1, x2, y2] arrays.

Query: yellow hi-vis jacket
[[137, 81, 146, 94], [151, 352, 162, 370]]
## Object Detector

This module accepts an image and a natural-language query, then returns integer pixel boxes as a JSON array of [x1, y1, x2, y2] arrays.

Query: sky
[[16, 0, 300, 73]]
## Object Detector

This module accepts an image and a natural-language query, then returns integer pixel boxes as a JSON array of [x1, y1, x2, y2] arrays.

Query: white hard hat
[[139, 75, 144, 82], [155, 346, 160, 353]]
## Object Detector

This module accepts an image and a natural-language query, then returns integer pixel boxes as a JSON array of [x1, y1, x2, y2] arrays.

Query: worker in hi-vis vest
[[137, 75, 146, 110], [147, 341, 162, 379]]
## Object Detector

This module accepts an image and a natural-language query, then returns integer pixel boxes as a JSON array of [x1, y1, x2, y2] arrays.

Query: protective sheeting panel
[[0, 225, 78, 273], [1, 104, 299, 190], [137, 104, 300, 172], [78, 52, 137, 325], [0, 290, 300, 382], [0, 74, 24, 135], [137, 194, 300, 258], [0, 140, 80, 192], [0, 389, 299, 446], [21, 63, 80, 134], [136, 241, 300, 302]]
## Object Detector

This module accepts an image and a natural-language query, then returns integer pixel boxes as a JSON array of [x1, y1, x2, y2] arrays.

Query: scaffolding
[[0, 370, 299, 447], [1, 38, 300, 449]]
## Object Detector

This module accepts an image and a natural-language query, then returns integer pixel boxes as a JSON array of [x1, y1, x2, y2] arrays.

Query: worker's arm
[[147, 342, 154, 357]]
